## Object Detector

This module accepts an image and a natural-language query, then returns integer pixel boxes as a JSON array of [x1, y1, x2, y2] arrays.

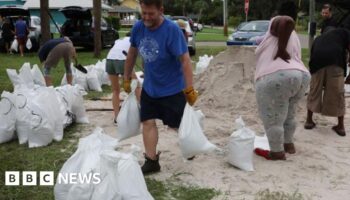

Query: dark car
[[59, 6, 119, 48], [227, 20, 269, 46], [0, 5, 42, 51]]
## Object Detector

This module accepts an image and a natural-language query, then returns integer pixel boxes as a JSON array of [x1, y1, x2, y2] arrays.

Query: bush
[[228, 16, 243, 28], [104, 16, 121, 30]]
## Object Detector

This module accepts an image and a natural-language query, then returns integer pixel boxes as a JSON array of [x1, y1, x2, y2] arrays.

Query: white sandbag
[[6, 69, 24, 88], [91, 150, 122, 200], [26, 99, 55, 148], [54, 127, 119, 200], [55, 85, 76, 127], [71, 85, 89, 123], [87, 72, 102, 92], [115, 147, 154, 200], [0, 91, 17, 144], [26, 38, 32, 50], [254, 134, 270, 151], [195, 54, 213, 74], [74, 73, 88, 91], [19, 63, 35, 89], [31, 64, 46, 86], [10, 39, 18, 52], [227, 116, 255, 171], [116, 81, 140, 141], [178, 104, 217, 159], [33, 87, 64, 142], [94, 59, 110, 86], [14, 88, 36, 144]]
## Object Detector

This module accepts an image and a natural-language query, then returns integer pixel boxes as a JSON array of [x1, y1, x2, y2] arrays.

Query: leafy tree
[[193, 1, 209, 23]]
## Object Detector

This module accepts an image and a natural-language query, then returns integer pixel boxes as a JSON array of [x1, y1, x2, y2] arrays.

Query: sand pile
[[84, 46, 350, 199]]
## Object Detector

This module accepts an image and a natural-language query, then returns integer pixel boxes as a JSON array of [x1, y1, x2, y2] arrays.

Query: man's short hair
[[139, 0, 163, 9], [322, 4, 332, 11]]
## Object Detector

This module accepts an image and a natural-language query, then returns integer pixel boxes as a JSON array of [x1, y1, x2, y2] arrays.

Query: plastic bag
[[54, 128, 119, 200], [10, 39, 18, 52], [31, 64, 46, 86], [116, 81, 140, 141], [26, 38, 32, 50], [0, 91, 17, 144], [87, 71, 102, 92], [227, 116, 255, 171], [178, 104, 217, 159]]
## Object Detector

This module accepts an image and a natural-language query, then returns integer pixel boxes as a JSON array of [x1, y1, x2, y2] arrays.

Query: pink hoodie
[[254, 16, 309, 81]]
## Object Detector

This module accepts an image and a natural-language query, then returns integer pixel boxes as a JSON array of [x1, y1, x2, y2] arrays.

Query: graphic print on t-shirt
[[139, 36, 159, 63]]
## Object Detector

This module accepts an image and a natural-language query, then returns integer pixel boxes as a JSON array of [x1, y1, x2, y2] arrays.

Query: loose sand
[[85, 46, 350, 200]]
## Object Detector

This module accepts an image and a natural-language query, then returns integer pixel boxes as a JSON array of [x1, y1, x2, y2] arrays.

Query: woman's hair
[[270, 16, 295, 63]]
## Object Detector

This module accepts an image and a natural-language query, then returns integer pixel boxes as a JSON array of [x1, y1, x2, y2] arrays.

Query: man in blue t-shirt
[[123, 0, 198, 174], [15, 16, 29, 57]]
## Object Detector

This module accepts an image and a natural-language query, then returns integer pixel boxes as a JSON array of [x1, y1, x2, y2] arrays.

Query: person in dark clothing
[[305, 28, 350, 136], [2, 18, 15, 54], [320, 4, 338, 34], [38, 37, 84, 86], [15, 16, 29, 56]]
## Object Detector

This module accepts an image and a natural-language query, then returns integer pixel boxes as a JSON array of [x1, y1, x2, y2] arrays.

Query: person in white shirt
[[106, 32, 139, 125]]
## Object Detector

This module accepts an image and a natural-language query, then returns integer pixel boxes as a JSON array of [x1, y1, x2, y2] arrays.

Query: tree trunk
[[93, 0, 102, 57], [40, 0, 51, 45]]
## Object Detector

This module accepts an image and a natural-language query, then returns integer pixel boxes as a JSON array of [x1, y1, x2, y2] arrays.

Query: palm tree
[[40, 0, 51, 45], [93, 0, 102, 57]]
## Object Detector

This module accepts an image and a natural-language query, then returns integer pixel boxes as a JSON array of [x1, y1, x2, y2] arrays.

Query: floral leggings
[[255, 70, 310, 152]]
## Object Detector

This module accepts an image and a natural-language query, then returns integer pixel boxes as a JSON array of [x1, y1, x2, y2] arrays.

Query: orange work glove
[[123, 79, 131, 93], [183, 86, 198, 106]]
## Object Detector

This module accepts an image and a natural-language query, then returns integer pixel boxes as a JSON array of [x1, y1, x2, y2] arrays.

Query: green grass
[[255, 189, 306, 200], [196, 27, 232, 42], [0, 124, 82, 200], [301, 48, 309, 68]]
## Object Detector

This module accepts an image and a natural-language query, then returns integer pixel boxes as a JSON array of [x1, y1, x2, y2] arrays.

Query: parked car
[[227, 20, 269, 46], [193, 22, 203, 32], [171, 16, 194, 31], [173, 20, 196, 56], [0, 5, 42, 51], [59, 6, 119, 48]]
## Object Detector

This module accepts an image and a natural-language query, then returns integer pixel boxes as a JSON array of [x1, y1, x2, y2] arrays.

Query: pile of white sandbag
[[0, 63, 89, 147], [61, 59, 110, 92], [195, 54, 214, 74], [54, 127, 154, 200]]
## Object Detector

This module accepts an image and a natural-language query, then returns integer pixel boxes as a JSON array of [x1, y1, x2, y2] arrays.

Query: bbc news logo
[[5, 171, 101, 186]]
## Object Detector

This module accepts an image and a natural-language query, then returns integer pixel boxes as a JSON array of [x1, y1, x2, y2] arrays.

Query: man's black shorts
[[140, 89, 186, 128]]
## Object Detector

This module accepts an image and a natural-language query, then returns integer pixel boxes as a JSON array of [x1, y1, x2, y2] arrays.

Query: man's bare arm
[[124, 46, 138, 80]]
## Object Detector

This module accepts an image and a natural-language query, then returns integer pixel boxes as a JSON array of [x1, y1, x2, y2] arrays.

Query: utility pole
[[309, 0, 316, 51], [223, 0, 228, 36]]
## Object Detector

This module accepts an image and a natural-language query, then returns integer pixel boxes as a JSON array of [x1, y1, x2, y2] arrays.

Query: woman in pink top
[[254, 16, 310, 160]]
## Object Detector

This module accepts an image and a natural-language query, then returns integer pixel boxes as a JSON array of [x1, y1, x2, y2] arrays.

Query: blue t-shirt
[[38, 38, 66, 62], [130, 18, 188, 98], [15, 19, 28, 38]]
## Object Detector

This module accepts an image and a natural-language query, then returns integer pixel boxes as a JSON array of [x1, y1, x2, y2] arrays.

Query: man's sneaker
[[113, 118, 117, 126], [141, 152, 161, 175]]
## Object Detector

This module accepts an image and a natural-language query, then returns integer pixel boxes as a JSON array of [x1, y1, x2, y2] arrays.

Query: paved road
[[197, 34, 310, 49]]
